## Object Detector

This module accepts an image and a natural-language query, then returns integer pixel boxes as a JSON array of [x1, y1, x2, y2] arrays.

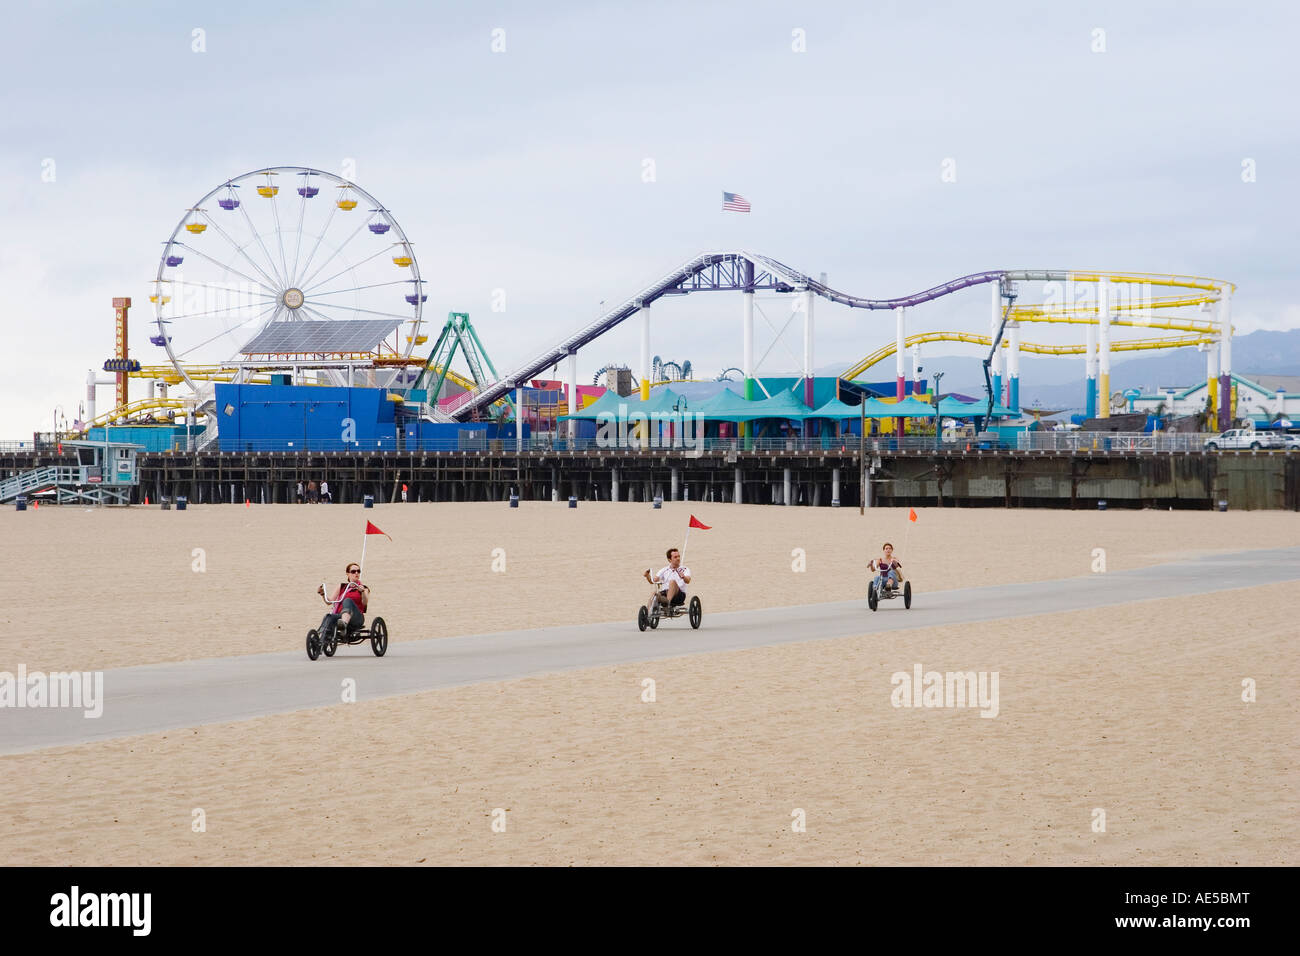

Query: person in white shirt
[[644, 547, 691, 612], [321, 479, 331, 503]]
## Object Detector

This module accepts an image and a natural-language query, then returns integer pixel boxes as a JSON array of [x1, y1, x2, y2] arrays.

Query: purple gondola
[[218, 197, 240, 210], [369, 222, 391, 234], [166, 255, 184, 267], [405, 293, 428, 305], [149, 334, 172, 347], [298, 187, 319, 198]]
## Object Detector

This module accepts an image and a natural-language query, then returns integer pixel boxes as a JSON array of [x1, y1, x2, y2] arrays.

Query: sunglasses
[[347, 568, 360, 574]]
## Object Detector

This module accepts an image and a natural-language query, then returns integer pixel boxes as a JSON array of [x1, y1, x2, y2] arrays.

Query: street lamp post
[[932, 372, 944, 451]]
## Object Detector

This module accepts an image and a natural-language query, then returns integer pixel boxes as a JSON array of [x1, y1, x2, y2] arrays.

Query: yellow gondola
[[257, 185, 279, 197], [393, 256, 412, 267], [149, 294, 171, 304], [405, 335, 429, 345], [337, 198, 358, 210], [185, 223, 207, 234]]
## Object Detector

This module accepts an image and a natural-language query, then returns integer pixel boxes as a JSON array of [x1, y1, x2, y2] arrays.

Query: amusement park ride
[[71, 166, 1242, 446]]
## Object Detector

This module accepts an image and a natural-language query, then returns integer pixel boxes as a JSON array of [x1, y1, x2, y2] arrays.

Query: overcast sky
[[1, 0, 1296, 435]]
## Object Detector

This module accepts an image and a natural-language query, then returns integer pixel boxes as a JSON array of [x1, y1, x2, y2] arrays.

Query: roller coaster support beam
[[1085, 323, 1098, 418], [1218, 294, 1233, 430], [742, 260, 755, 448], [639, 302, 651, 402], [895, 306, 906, 435], [567, 350, 578, 442], [802, 287, 815, 411], [1007, 321, 1021, 412], [1098, 279, 1112, 418], [1204, 341, 1219, 422]]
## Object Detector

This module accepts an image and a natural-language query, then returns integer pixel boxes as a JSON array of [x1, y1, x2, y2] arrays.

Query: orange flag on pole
[[688, 515, 711, 530], [908, 508, 918, 522], [365, 520, 390, 539]]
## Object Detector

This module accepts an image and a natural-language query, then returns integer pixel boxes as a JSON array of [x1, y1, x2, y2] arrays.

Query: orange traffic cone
[[245, 498, 250, 508], [145, 495, 150, 506]]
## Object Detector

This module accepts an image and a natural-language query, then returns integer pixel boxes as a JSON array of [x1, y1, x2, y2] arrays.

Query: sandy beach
[[2, 503, 1297, 865], [4, 502, 1299, 672]]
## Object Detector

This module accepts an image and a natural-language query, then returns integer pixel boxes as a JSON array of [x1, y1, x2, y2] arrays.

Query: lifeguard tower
[[0, 438, 144, 506]]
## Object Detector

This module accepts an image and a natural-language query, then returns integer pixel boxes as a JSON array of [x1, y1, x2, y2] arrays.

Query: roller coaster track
[[451, 251, 1232, 420], [69, 397, 201, 436], [846, 332, 1218, 376]]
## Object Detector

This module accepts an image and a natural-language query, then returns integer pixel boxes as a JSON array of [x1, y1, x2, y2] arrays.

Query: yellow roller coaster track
[[844, 332, 1216, 378], [1012, 313, 1222, 333], [68, 397, 204, 437], [1060, 271, 1234, 294]]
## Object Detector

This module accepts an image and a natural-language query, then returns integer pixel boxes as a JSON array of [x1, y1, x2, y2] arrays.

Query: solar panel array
[[240, 319, 403, 355]]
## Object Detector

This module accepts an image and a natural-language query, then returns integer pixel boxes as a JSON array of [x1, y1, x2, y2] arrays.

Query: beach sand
[[4, 502, 1298, 672], [2, 503, 1297, 865]]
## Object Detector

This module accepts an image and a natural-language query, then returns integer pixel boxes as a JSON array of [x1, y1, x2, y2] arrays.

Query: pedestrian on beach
[[296, 481, 304, 504], [321, 479, 331, 503], [308, 479, 319, 503]]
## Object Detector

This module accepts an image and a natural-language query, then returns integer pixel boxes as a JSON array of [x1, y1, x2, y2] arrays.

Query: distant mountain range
[[809, 328, 1300, 415]]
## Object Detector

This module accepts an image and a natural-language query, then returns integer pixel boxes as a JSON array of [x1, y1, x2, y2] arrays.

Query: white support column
[[1007, 322, 1021, 412], [832, 467, 841, 506], [802, 288, 815, 408], [910, 345, 921, 395], [734, 466, 742, 504], [567, 350, 578, 442], [639, 302, 651, 401], [783, 467, 792, 506], [1098, 279, 1112, 418], [894, 306, 907, 435], [1085, 323, 1097, 418], [743, 291, 754, 384], [515, 385, 524, 453], [1218, 290, 1233, 430], [611, 466, 619, 502], [671, 466, 680, 501]]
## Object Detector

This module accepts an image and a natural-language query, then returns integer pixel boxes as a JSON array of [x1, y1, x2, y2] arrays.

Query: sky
[[1, 0, 1297, 436]]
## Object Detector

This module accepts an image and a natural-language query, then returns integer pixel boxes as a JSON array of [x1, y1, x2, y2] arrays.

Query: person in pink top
[[316, 562, 370, 635]]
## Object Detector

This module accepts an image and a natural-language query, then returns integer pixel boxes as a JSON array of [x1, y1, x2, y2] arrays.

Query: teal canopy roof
[[558, 386, 684, 420], [938, 397, 1017, 418], [807, 397, 864, 420]]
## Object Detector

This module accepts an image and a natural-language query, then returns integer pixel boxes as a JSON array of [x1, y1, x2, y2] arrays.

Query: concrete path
[[3, 546, 1297, 754]]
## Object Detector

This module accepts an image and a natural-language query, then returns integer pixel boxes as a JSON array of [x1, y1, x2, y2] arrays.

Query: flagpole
[[682, 526, 691, 565], [360, 530, 368, 576]]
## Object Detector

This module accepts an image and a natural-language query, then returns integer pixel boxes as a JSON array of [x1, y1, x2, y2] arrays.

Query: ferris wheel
[[151, 166, 426, 389]]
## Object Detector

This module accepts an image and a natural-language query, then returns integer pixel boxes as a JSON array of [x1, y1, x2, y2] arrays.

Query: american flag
[[722, 191, 751, 213]]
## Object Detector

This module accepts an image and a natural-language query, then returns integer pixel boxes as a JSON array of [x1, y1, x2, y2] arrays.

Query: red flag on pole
[[365, 520, 391, 539], [688, 515, 711, 530], [908, 508, 918, 522]]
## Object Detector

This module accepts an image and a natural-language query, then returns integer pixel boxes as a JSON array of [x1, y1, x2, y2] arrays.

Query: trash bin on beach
[[363, 495, 374, 509], [568, 496, 577, 509], [176, 496, 188, 511], [15, 496, 27, 512], [652, 496, 663, 510], [509, 494, 519, 508]]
